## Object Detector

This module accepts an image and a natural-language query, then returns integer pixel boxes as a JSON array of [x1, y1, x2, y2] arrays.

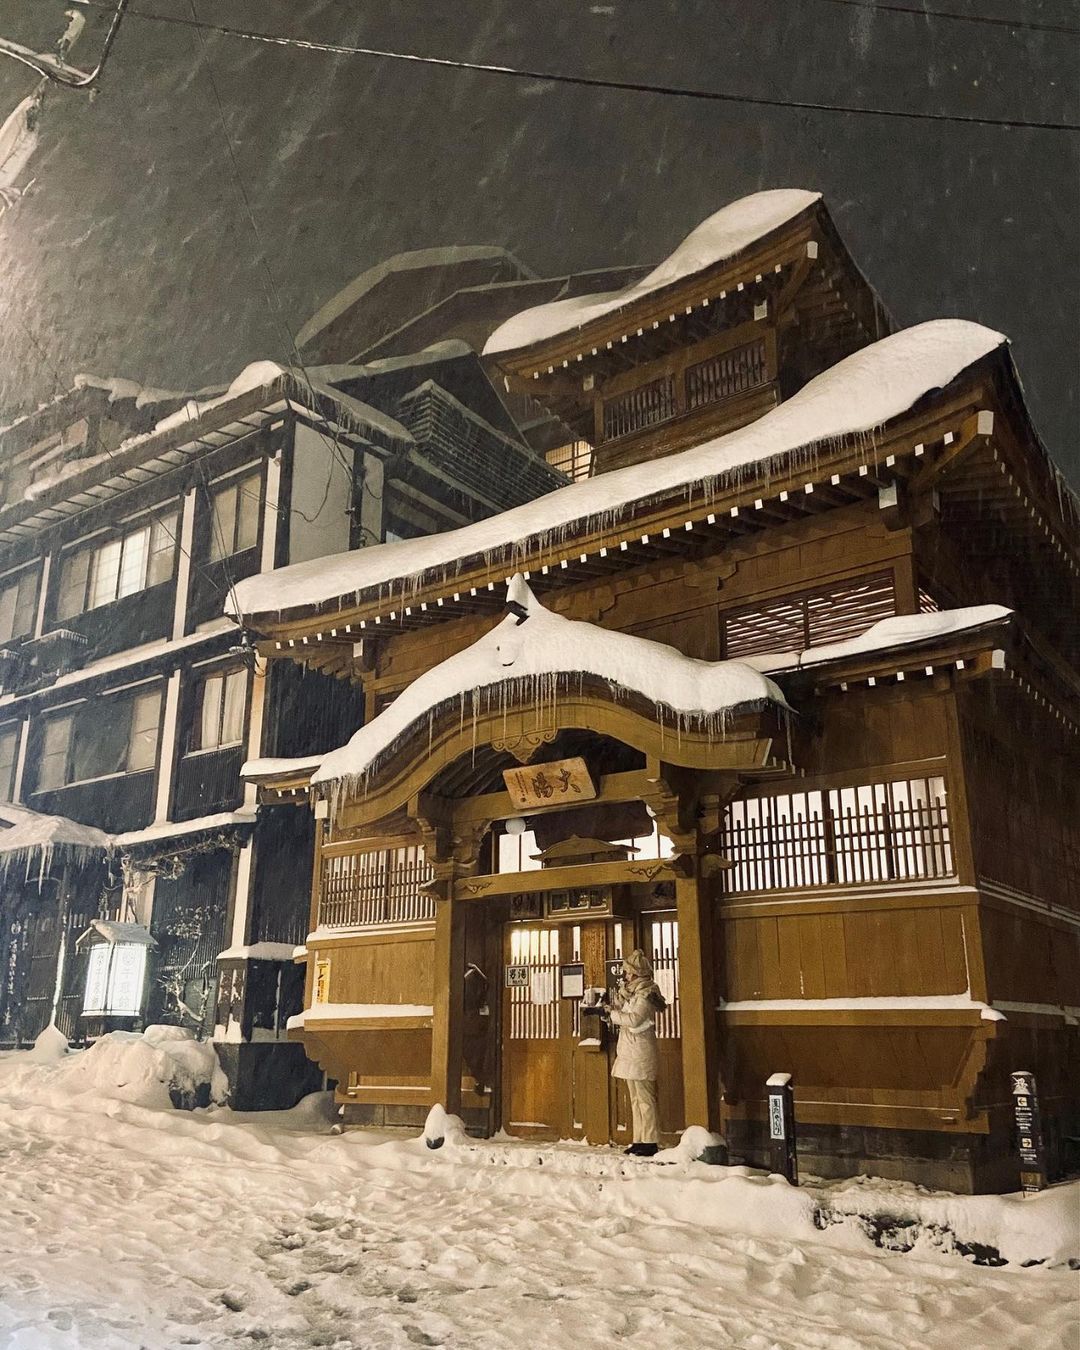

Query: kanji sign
[[1011, 1070, 1046, 1194], [502, 757, 596, 811]]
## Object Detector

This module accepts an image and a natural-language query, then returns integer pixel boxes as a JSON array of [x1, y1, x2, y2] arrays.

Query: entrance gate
[[502, 909, 682, 1144]]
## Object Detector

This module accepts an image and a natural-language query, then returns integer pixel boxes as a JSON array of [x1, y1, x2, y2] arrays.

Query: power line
[[184, 0, 363, 536], [801, 0, 1080, 38], [69, 1, 1079, 131]]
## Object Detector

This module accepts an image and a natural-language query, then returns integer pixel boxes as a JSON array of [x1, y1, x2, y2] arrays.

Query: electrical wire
[[66, 0, 1080, 131], [0, 0, 129, 88], [800, 0, 1080, 38], [185, 0, 362, 534]]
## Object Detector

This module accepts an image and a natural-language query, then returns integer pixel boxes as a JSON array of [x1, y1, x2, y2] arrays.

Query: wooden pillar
[[644, 770, 732, 1134], [674, 866, 719, 1132], [418, 803, 490, 1119], [431, 884, 466, 1116]]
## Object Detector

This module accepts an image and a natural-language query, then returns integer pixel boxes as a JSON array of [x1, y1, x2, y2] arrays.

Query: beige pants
[[626, 1077, 660, 1144]]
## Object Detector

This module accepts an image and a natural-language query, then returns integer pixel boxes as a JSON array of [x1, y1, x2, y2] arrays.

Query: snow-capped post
[[1010, 1071, 1046, 1195], [766, 1072, 798, 1185]]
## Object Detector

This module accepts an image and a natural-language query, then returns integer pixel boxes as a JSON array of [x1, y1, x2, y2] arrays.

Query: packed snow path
[[0, 1076, 1076, 1347]]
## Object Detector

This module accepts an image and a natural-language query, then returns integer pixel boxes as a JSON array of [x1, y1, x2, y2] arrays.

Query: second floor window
[[36, 686, 162, 791], [208, 472, 261, 562], [189, 668, 247, 751], [0, 724, 19, 801], [57, 516, 177, 620], [0, 569, 39, 643]]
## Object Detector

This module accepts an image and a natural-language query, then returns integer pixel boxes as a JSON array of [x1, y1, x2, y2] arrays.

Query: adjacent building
[[237, 190, 1079, 1190], [0, 331, 568, 1107]]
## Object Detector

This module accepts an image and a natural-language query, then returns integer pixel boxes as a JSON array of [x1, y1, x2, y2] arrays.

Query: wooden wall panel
[[721, 897, 971, 1002], [318, 931, 435, 1007]]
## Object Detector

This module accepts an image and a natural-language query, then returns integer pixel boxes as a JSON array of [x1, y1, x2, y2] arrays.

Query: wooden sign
[[505, 964, 529, 988], [502, 756, 596, 811], [314, 958, 331, 1005]]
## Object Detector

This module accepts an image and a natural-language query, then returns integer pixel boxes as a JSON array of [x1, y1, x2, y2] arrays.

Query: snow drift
[[0, 1026, 228, 1111]]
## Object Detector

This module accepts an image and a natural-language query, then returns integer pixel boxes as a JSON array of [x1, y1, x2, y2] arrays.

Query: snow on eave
[[310, 577, 786, 790], [742, 606, 1014, 674], [0, 803, 110, 885], [483, 189, 821, 356], [240, 754, 322, 784], [232, 320, 1007, 624]]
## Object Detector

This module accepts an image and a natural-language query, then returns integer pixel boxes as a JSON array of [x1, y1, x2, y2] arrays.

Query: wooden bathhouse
[[236, 190, 1079, 1191]]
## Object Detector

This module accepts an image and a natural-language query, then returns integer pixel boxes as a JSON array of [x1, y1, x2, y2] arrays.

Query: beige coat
[[609, 980, 661, 1081]]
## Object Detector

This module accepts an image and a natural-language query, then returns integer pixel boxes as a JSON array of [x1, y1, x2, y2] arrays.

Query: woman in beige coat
[[605, 948, 667, 1157]]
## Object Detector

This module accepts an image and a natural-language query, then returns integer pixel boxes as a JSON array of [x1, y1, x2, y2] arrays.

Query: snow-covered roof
[[297, 246, 532, 350], [284, 577, 785, 789], [151, 361, 412, 446], [483, 190, 821, 356], [743, 606, 1014, 674], [308, 340, 474, 387], [232, 320, 1006, 622]]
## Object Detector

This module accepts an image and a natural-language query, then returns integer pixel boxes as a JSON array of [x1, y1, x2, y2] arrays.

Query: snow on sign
[[503, 757, 596, 810]]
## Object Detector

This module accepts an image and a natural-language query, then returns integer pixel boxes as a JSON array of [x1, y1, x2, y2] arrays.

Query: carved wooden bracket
[[491, 727, 558, 764]]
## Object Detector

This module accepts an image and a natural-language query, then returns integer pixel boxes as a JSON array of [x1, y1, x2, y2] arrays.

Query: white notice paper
[[655, 967, 677, 1004], [530, 970, 554, 1005]]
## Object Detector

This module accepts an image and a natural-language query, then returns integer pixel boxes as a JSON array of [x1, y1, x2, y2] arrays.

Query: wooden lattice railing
[[319, 845, 435, 928], [723, 777, 954, 894]]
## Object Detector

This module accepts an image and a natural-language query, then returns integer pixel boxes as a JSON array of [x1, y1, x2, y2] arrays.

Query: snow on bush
[[0, 1026, 228, 1111]]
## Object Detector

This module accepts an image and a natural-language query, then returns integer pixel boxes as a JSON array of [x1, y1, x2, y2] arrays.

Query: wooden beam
[[452, 854, 681, 901], [909, 411, 994, 497]]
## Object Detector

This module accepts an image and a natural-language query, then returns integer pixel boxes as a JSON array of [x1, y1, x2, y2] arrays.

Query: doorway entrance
[[501, 909, 682, 1144]]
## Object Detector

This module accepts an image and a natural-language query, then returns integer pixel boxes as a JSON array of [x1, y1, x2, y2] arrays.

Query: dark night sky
[[0, 1, 1076, 484]]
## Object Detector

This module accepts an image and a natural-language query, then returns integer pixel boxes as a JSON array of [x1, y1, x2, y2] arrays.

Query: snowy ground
[[0, 1038, 1076, 1350]]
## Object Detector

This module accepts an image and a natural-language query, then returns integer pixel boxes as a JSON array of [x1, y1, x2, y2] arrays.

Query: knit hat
[[622, 949, 654, 980]]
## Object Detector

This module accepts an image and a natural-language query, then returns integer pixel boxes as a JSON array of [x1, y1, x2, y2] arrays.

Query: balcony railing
[[602, 375, 676, 441], [686, 338, 768, 411], [723, 776, 954, 894], [319, 845, 435, 928]]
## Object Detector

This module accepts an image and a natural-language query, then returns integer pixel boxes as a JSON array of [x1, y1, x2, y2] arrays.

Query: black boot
[[635, 1143, 659, 1158]]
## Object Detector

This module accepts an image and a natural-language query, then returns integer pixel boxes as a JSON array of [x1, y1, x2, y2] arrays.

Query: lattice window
[[507, 926, 560, 1040], [648, 916, 681, 1041], [723, 775, 953, 894], [685, 338, 768, 411], [319, 845, 435, 928], [602, 375, 676, 441], [544, 440, 593, 482], [721, 572, 897, 660]]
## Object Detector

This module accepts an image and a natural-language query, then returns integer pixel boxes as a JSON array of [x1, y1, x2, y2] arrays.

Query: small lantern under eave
[[75, 920, 155, 1037]]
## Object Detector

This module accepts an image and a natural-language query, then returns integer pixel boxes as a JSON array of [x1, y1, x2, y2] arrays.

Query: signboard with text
[[1011, 1070, 1046, 1194], [502, 757, 597, 811]]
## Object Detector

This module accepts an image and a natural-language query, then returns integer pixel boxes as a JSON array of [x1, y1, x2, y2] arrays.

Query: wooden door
[[502, 923, 564, 1138]]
